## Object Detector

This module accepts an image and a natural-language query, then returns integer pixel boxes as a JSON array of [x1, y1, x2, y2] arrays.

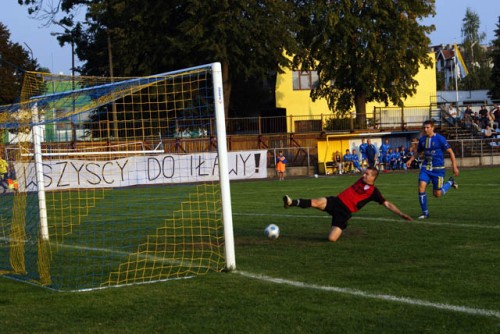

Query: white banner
[[15, 150, 268, 192]]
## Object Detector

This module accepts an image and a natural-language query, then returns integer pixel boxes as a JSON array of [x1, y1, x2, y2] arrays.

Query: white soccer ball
[[314, 174, 319, 178], [264, 224, 280, 240]]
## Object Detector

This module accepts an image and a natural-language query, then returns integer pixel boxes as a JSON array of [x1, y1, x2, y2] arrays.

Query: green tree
[[461, 8, 485, 67], [292, 0, 435, 128], [0, 22, 38, 104], [489, 17, 500, 101], [459, 7, 490, 90], [19, 0, 300, 117]]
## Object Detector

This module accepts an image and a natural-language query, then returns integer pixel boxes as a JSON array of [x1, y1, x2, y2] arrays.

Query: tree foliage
[[459, 7, 491, 91], [0, 22, 38, 104], [461, 8, 485, 52], [489, 17, 500, 101], [19, 0, 300, 117], [292, 0, 435, 127]]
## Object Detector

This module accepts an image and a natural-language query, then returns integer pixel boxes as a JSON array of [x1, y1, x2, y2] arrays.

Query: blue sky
[[1, 1, 498, 75]]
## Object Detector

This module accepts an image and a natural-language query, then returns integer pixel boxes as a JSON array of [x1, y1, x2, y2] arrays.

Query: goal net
[[0, 63, 236, 291]]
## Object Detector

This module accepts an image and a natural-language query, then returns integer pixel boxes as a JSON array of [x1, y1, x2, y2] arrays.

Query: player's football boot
[[449, 177, 458, 189], [418, 214, 429, 219], [283, 195, 292, 208]]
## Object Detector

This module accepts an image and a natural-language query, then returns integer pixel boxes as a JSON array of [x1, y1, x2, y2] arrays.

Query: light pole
[[50, 31, 75, 78], [23, 42, 34, 62], [454, 57, 459, 104], [107, 30, 119, 139]]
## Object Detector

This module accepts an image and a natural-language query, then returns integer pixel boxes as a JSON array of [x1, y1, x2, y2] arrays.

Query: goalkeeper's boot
[[449, 177, 458, 189], [283, 195, 292, 208]]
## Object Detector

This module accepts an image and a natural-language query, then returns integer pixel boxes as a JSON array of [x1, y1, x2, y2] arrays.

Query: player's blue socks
[[418, 192, 428, 216], [441, 180, 452, 195]]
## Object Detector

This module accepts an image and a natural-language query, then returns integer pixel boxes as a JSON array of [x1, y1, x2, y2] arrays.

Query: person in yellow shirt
[[0, 154, 9, 193]]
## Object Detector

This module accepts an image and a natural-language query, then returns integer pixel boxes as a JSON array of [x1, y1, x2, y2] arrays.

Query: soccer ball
[[264, 224, 280, 240]]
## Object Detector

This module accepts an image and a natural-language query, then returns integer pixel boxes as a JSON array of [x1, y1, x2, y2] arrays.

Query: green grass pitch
[[1, 167, 499, 333]]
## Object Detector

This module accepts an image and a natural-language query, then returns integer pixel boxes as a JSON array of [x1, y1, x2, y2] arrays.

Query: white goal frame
[[29, 62, 236, 271]]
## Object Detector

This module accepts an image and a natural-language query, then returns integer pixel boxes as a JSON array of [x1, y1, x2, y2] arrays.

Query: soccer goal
[[0, 63, 236, 291]]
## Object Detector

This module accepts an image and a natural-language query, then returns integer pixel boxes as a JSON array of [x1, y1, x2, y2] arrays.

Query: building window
[[292, 71, 319, 90]]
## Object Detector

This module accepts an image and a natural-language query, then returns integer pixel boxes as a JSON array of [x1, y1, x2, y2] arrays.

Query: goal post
[[0, 62, 239, 291], [31, 103, 50, 241], [211, 62, 236, 270]]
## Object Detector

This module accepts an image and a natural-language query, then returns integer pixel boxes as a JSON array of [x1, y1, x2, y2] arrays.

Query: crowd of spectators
[[377, 143, 419, 171], [327, 138, 420, 175], [445, 104, 500, 138]]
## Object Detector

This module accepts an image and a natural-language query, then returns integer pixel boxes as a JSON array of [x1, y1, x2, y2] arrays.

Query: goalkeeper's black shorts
[[324, 196, 352, 230]]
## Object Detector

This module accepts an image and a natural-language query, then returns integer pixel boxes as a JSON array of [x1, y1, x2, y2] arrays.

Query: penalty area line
[[235, 271, 500, 319]]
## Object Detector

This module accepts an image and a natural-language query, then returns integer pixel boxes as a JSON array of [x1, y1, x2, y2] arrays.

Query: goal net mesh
[[0, 64, 230, 291]]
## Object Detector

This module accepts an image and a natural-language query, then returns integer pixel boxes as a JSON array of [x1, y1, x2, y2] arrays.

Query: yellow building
[[275, 52, 437, 132]]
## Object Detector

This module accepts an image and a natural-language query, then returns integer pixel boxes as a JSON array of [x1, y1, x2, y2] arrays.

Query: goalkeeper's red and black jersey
[[337, 177, 386, 213]]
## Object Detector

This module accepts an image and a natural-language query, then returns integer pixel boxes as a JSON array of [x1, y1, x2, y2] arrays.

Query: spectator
[[359, 138, 368, 167], [387, 148, 396, 170], [463, 105, 473, 117], [472, 119, 481, 135], [406, 147, 419, 169], [463, 108, 473, 129], [379, 138, 390, 166], [0, 154, 8, 193], [479, 105, 488, 119], [493, 105, 500, 128], [276, 150, 287, 181], [391, 147, 402, 170], [333, 150, 343, 175], [365, 139, 377, 168], [400, 146, 409, 170], [351, 149, 363, 173], [462, 105, 473, 128], [479, 105, 489, 129], [448, 105, 458, 125], [483, 125, 493, 138], [410, 137, 419, 152], [379, 150, 389, 171], [343, 149, 353, 173], [377, 152, 385, 171], [472, 111, 480, 123], [487, 108, 496, 128]]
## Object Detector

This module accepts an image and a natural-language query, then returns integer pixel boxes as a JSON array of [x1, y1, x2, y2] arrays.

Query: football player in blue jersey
[[391, 147, 402, 170], [343, 149, 353, 173], [379, 138, 390, 163], [406, 120, 459, 219], [359, 138, 368, 167], [351, 149, 363, 172]]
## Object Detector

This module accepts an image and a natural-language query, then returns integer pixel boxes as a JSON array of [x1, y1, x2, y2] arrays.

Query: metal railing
[[268, 146, 314, 169], [373, 105, 435, 130], [447, 137, 500, 167]]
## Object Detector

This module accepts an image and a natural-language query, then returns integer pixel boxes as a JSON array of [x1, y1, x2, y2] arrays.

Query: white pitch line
[[233, 212, 500, 229], [0, 236, 200, 268], [236, 270, 500, 319]]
